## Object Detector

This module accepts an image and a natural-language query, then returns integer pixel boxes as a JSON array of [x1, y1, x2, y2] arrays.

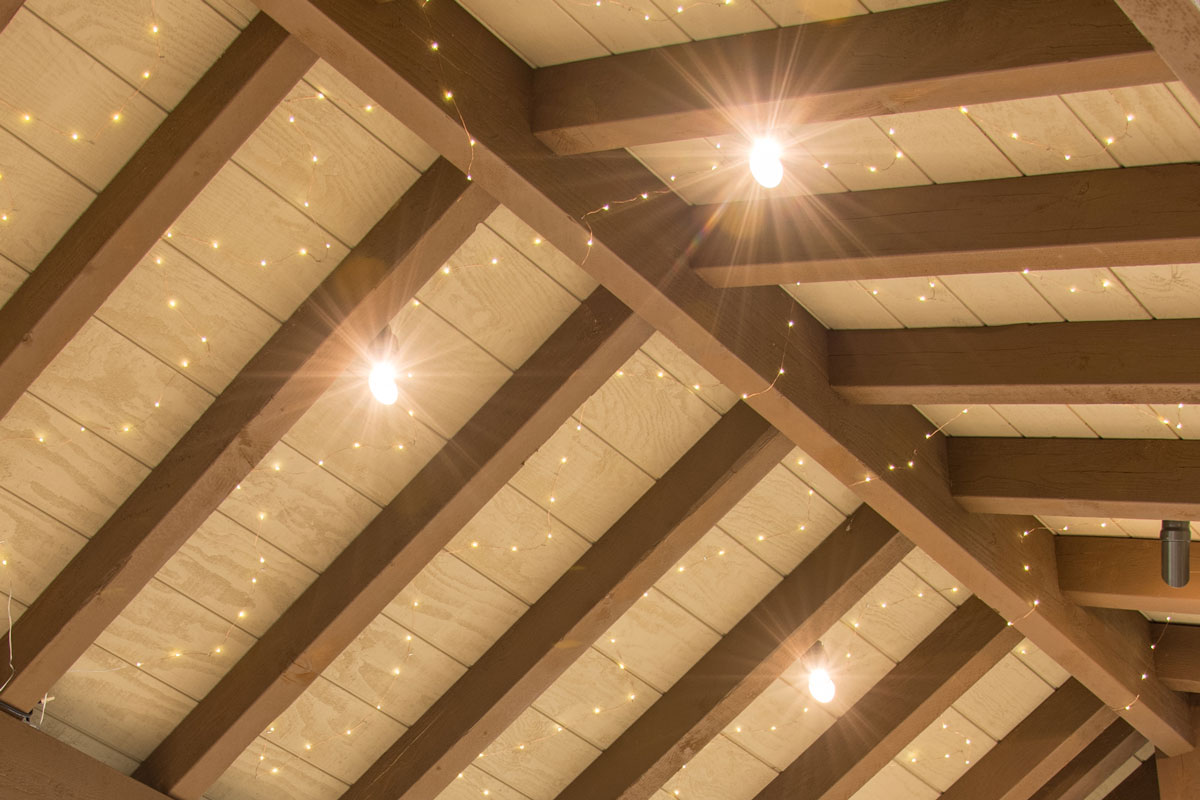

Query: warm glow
[[369, 362, 399, 405], [749, 138, 784, 188], [808, 667, 836, 703]]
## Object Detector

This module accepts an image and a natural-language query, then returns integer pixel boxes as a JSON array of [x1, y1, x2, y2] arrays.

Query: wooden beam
[[558, 507, 912, 800], [1157, 742, 1200, 800], [829, 319, 1200, 405], [0, 14, 314, 420], [0, 0, 25, 32], [1113, 759, 1162, 800], [941, 679, 1116, 800], [338, 403, 790, 800], [1114, 0, 1200, 106], [1031, 721, 1148, 800], [948, 438, 1200, 520], [254, 0, 1195, 755], [1058, 538, 1200, 615], [532, 0, 1168, 154], [0, 159, 495, 713], [755, 595, 1020, 800], [1152, 624, 1200, 693], [0, 713, 174, 800], [134, 288, 652, 799], [689, 165, 1200, 286]]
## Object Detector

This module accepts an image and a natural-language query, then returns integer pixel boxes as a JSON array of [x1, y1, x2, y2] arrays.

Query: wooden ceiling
[[1, 0, 1199, 799]]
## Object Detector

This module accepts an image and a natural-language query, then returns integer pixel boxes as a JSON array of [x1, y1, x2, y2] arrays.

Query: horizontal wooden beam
[[0, 159, 495, 713], [532, 0, 1168, 153], [0, 714, 173, 800], [949, 438, 1200, 520], [1113, 759, 1162, 800], [1031, 721, 1148, 800], [829, 319, 1200, 405], [1152, 624, 1200, 693], [558, 507, 911, 800], [941, 678, 1115, 800], [1114, 0, 1200, 108], [1157, 740, 1200, 800], [689, 165, 1200, 286], [0, 13, 314, 419], [756, 595, 1019, 800], [135, 288, 651, 799], [1058, 538, 1200, 616]]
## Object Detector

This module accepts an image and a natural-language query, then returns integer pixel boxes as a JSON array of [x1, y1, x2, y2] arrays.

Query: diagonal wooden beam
[[754, 595, 1019, 800], [337, 402, 791, 800], [0, 158, 495, 713], [0, 713, 174, 800], [557, 507, 912, 800], [948, 438, 1200, 520], [941, 678, 1116, 800], [532, 0, 1168, 154], [0, 13, 314, 419], [1151, 624, 1200, 693], [134, 287, 653, 800], [1031, 721, 1148, 800], [828, 319, 1200, 405], [688, 165, 1200, 287], [1113, 759, 1162, 799], [1057, 538, 1200, 616], [0, 0, 25, 32], [253, 0, 1195, 755], [1114, 0, 1200, 105]]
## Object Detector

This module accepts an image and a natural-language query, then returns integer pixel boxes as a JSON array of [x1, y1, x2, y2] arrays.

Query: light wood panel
[[1113, 0, 1200, 109]]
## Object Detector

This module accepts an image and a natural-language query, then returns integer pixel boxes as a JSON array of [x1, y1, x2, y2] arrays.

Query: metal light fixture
[[1161, 519, 1191, 588]]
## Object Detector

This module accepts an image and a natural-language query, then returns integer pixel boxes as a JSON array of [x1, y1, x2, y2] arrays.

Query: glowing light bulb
[[808, 667, 836, 703], [369, 362, 399, 405], [749, 138, 784, 188]]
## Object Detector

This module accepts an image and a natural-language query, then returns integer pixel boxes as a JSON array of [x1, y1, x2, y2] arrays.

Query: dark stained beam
[[1058, 538, 1200, 615], [1152, 624, 1200, 693], [532, 0, 1168, 154], [558, 507, 912, 800], [1114, 0, 1200, 106], [829, 319, 1200, 405], [948, 438, 1200, 520], [0, 713, 174, 800], [254, 0, 1195, 755], [0, 14, 314, 419], [689, 165, 1200, 286], [1031, 721, 1148, 800], [339, 403, 791, 800], [1113, 759, 1162, 800], [941, 679, 1116, 800], [755, 596, 1020, 800], [135, 288, 653, 799], [0, 159, 495, 713]]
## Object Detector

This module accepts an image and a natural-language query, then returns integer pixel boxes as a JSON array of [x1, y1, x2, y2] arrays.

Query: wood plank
[[335, 403, 791, 800], [133, 288, 653, 800], [0, 14, 314, 420], [1157, 739, 1200, 800], [828, 319, 1200, 405], [531, 0, 1170, 153], [755, 595, 1020, 800], [1031, 721, 1148, 800], [0, 159, 493, 713], [558, 507, 912, 800], [1109, 759, 1161, 800], [940, 679, 1116, 800], [1114, 0, 1200, 108], [1058, 537, 1200, 614], [1151, 624, 1200, 693], [689, 165, 1200, 287], [257, 0, 1195, 755], [948, 438, 1200, 519], [0, 0, 22, 30]]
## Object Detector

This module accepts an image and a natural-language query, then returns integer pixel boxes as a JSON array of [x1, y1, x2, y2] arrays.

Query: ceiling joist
[[1030, 721, 1148, 800], [1114, 0, 1200, 102], [1057, 537, 1200, 615], [1151, 624, 1200, 693], [1107, 759, 1162, 800]]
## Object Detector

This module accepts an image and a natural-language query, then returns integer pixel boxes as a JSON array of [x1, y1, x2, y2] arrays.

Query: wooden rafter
[[0, 13, 314, 420], [828, 319, 1200, 405], [940, 679, 1115, 800], [1058, 538, 1200, 615], [0, 0, 25, 32], [134, 287, 651, 799], [557, 507, 912, 800], [1114, 0, 1200, 105], [1031, 721, 1148, 800], [754, 595, 1019, 800], [688, 165, 1200, 286], [1110, 759, 1162, 799], [1157, 740, 1200, 799], [1151, 624, 1200, 693], [532, 0, 1168, 154], [948, 438, 1200, 519], [338, 403, 790, 800], [0, 158, 496, 713]]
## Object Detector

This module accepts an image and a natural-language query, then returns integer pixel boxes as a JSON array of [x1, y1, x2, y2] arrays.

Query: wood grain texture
[[756, 596, 1020, 800], [1115, 0, 1200, 107], [254, 0, 1195, 755], [690, 165, 1200, 287], [1156, 736, 1200, 800], [949, 438, 1200, 519], [829, 319, 1200, 405], [532, 0, 1169, 153], [0, 159, 493, 713], [0, 14, 314, 420], [1030, 721, 1148, 800], [1058, 537, 1200, 614], [133, 288, 652, 800], [558, 507, 912, 800], [1152, 623, 1200, 693], [1109, 759, 1161, 800]]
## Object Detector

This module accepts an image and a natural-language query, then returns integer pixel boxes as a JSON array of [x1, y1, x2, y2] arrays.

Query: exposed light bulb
[[369, 362, 399, 405], [808, 667, 836, 703], [749, 138, 784, 188]]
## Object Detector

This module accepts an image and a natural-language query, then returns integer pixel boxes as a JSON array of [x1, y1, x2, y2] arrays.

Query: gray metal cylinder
[[1161, 520, 1191, 588]]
